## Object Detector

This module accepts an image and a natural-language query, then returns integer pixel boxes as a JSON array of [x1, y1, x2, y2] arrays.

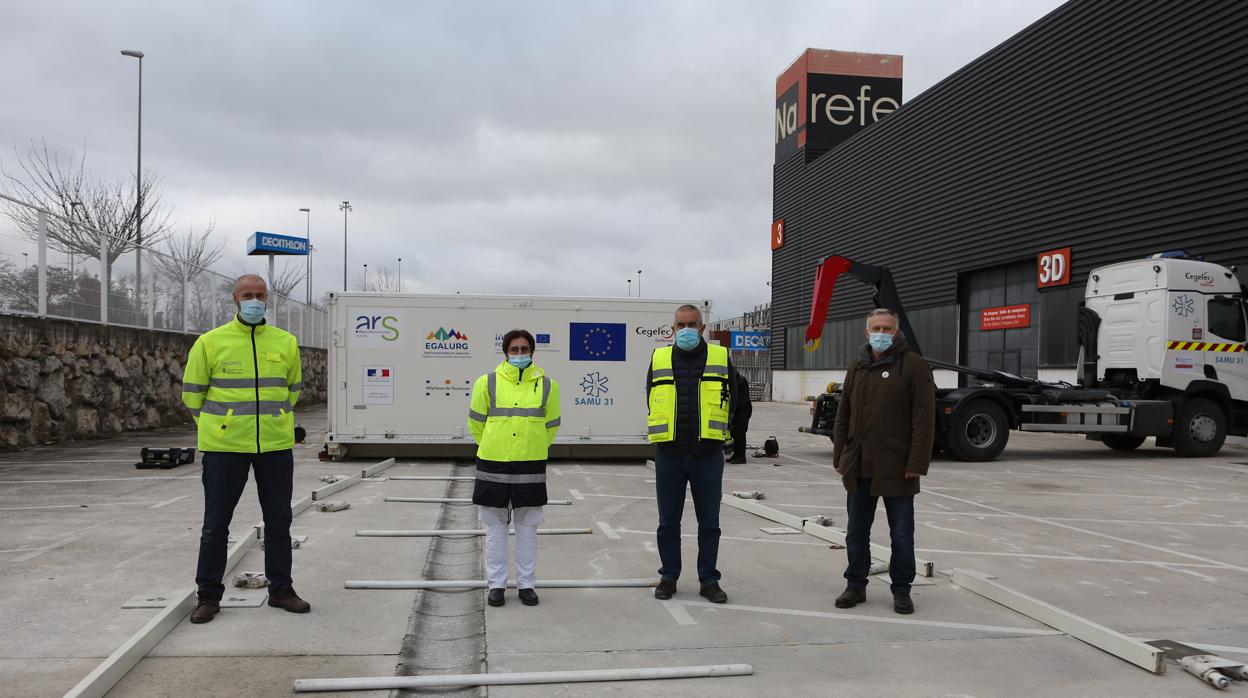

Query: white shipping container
[[324, 293, 711, 459]]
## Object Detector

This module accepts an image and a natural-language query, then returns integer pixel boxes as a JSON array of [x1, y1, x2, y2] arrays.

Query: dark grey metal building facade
[[771, 0, 1248, 378]]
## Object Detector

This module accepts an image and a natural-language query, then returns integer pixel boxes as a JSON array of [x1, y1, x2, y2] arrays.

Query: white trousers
[[479, 505, 544, 590]]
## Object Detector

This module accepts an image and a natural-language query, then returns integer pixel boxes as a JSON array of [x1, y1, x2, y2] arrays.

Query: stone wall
[[0, 314, 326, 450]]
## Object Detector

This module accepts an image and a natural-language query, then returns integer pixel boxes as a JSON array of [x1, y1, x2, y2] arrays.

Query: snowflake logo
[[1172, 295, 1195, 317], [580, 372, 609, 398]]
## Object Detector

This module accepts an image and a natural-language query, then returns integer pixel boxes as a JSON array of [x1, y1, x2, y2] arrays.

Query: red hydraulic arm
[[802, 255, 923, 356]]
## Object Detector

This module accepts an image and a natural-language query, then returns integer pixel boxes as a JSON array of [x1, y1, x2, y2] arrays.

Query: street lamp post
[[637, 269, 642, 297], [120, 49, 144, 308], [397, 257, 402, 289], [299, 207, 311, 304], [338, 201, 351, 291], [363, 263, 368, 291], [627, 279, 631, 297]]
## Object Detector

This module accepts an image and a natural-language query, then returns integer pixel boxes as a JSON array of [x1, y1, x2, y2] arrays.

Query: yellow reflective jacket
[[181, 316, 302, 453], [467, 361, 560, 508]]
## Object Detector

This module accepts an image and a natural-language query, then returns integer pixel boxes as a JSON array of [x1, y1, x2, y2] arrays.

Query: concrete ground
[[1, 402, 1247, 696]]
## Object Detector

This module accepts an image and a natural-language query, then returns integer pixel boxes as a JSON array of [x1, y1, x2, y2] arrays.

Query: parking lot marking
[[0, 501, 168, 512], [661, 600, 698, 625], [914, 548, 1225, 569], [568, 489, 584, 500], [671, 599, 1061, 636], [596, 521, 621, 540], [13, 519, 116, 562], [613, 527, 826, 548], [150, 495, 191, 509], [0, 476, 199, 484], [926, 491, 1248, 575]]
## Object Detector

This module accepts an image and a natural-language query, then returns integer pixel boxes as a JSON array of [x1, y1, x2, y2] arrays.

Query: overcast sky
[[0, 0, 1066, 320]]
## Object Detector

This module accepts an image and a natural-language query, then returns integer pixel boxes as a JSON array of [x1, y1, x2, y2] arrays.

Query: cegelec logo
[[1185, 272, 1215, 287], [355, 314, 400, 341], [636, 325, 673, 343], [426, 327, 469, 350]]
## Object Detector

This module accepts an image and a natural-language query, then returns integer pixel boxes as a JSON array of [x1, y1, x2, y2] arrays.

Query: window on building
[[1208, 296, 1246, 342]]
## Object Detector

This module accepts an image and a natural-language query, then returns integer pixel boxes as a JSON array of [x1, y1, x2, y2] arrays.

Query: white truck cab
[[1082, 254, 1248, 455]]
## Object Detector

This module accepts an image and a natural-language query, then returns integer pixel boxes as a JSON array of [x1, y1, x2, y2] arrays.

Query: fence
[[0, 193, 327, 348]]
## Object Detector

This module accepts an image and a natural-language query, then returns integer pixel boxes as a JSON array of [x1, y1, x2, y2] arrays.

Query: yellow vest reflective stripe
[[648, 343, 730, 443], [181, 317, 302, 453]]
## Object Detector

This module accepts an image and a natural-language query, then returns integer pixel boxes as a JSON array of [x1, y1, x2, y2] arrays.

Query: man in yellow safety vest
[[646, 304, 739, 604], [180, 274, 310, 624]]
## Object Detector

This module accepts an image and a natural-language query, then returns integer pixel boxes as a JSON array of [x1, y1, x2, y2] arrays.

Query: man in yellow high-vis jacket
[[646, 304, 739, 605], [180, 274, 309, 624]]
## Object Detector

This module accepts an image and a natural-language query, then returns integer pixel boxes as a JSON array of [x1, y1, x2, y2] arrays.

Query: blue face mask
[[507, 354, 532, 369], [238, 299, 266, 324], [868, 332, 894, 352], [674, 327, 701, 350]]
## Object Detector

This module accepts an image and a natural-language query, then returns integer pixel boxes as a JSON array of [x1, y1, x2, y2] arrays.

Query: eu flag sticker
[[569, 323, 627, 361]]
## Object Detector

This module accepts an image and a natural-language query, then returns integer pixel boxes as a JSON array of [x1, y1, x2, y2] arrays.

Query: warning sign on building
[[981, 304, 1031, 331]]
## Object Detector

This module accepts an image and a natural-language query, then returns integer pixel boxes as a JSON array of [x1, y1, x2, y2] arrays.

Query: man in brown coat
[[832, 308, 935, 614]]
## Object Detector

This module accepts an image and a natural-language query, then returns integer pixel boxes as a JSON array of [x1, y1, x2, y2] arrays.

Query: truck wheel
[[1173, 398, 1227, 458], [948, 400, 1009, 462], [1102, 435, 1146, 451]]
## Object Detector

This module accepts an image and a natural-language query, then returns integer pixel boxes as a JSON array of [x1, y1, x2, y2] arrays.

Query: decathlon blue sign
[[247, 231, 308, 256], [731, 331, 770, 351]]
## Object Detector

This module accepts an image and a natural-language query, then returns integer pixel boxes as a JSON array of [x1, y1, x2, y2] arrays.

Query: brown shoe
[[190, 596, 220, 624], [267, 587, 311, 613]]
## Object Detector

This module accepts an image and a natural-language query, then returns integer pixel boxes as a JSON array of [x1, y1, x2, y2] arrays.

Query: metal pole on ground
[[294, 664, 754, 692]]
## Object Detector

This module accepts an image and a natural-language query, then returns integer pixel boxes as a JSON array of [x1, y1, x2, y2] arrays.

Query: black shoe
[[699, 582, 727, 604], [893, 592, 914, 614], [727, 455, 747, 464], [835, 586, 866, 609], [518, 588, 539, 606], [267, 587, 311, 613], [654, 579, 677, 600], [190, 596, 220, 624], [487, 588, 505, 607]]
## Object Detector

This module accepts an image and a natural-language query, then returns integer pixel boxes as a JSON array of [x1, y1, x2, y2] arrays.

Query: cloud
[[1, 0, 1067, 320]]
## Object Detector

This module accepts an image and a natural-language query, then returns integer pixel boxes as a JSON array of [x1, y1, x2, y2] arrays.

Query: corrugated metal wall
[[771, 0, 1248, 370]]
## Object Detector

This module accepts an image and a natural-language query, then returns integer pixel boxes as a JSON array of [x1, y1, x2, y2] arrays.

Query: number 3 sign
[[771, 219, 785, 251], [1038, 247, 1071, 288]]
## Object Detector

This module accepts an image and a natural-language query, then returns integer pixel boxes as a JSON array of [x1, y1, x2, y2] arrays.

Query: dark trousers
[[195, 449, 294, 600], [731, 410, 752, 459], [844, 477, 916, 594], [654, 446, 724, 586]]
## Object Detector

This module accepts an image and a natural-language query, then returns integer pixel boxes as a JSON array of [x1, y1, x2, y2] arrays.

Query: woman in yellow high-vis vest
[[467, 328, 561, 607]]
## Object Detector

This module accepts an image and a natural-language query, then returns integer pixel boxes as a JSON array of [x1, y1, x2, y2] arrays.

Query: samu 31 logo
[[355, 315, 400, 341]]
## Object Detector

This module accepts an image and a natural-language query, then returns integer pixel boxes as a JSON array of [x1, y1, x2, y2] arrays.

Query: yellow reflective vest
[[467, 361, 560, 507], [181, 316, 302, 453], [647, 343, 730, 443]]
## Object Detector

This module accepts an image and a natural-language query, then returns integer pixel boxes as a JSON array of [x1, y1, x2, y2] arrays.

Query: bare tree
[[152, 223, 223, 285], [258, 259, 305, 299], [354, 264, 406, 293], [0, 141, 173, 273]]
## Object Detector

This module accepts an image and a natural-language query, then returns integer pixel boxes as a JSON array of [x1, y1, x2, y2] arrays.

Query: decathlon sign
[[731, 331, 770, 351], [247, 231, 309, 256]]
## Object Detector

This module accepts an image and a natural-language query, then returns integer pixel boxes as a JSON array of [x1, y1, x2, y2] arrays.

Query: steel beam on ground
[[361, 457, 396, 478], [384, 497, 572, 505], [387, 475, 475, 481], [63, 527, 260, 698], [312, 473, 363, 501], [721, 495, 933, 577], [294, 664, 754, 692], [355, 528, 593, 537], [345, 579, 656, 590], [290, 496, 314, 517], [951, 568, 1165, 674]]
